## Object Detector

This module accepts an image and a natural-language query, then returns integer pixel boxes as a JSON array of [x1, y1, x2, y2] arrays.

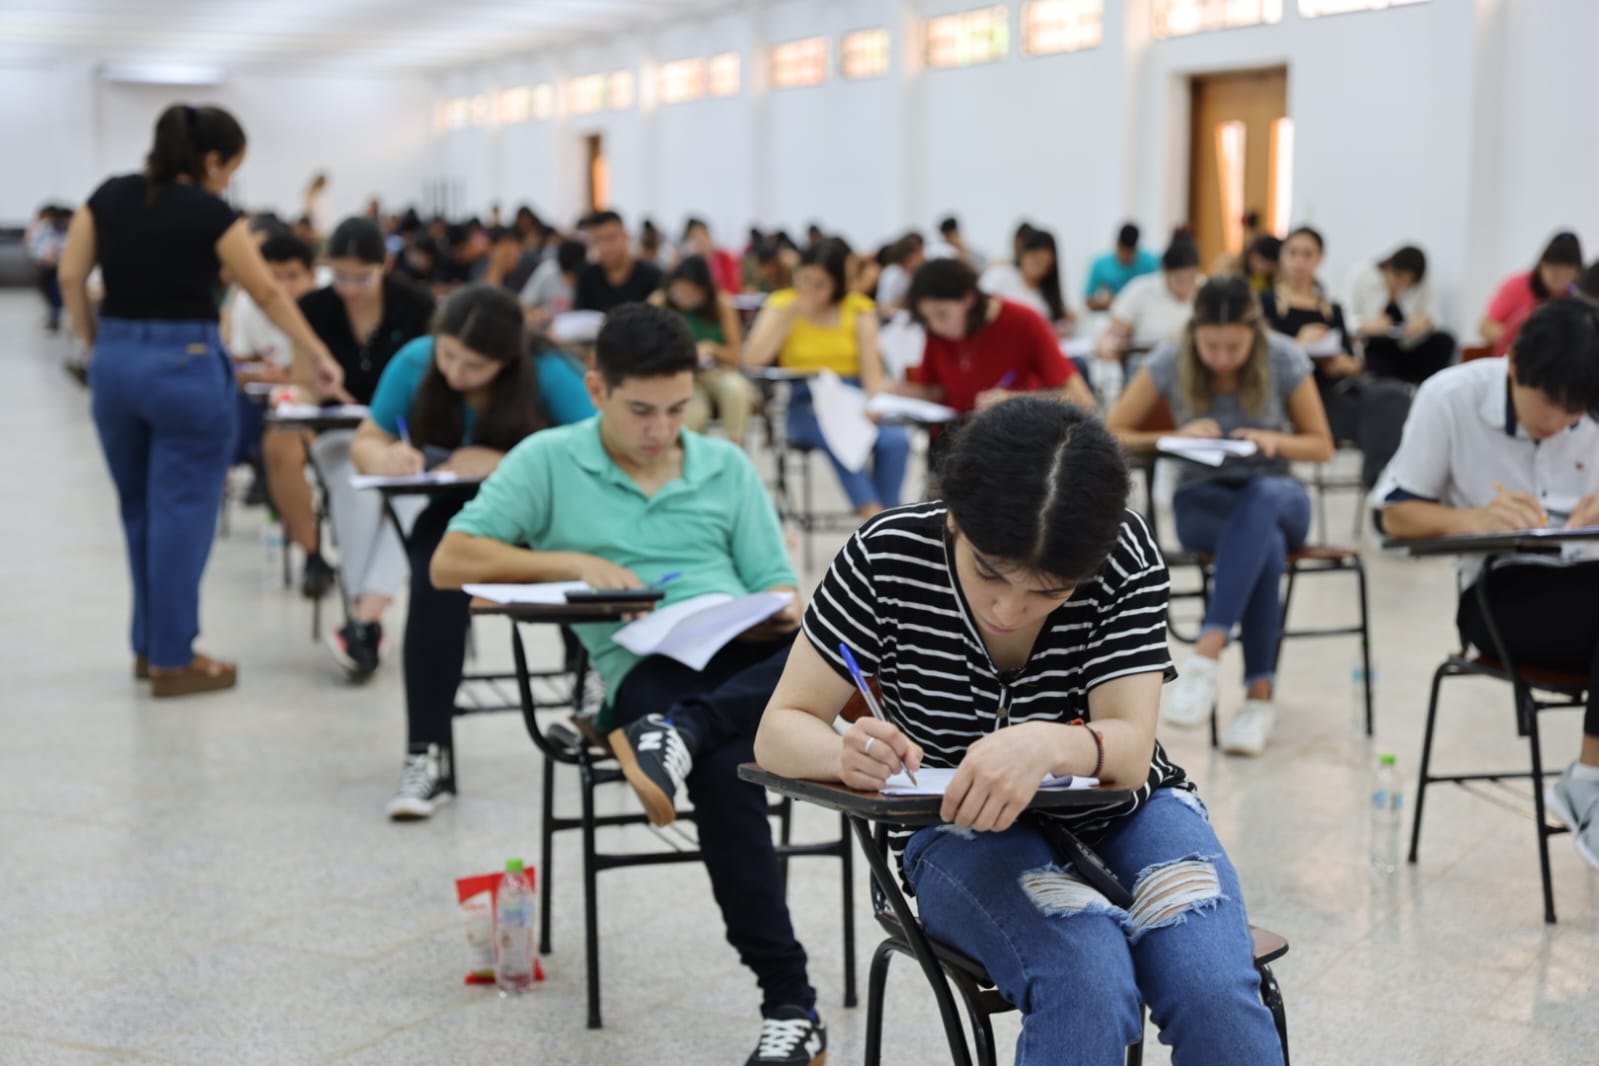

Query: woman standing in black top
[[58, 104, 341, 698]]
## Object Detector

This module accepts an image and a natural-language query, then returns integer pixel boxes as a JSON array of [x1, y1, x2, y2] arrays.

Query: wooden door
[[1188, 67, 1289, 272], [585, 133, 609, 214]]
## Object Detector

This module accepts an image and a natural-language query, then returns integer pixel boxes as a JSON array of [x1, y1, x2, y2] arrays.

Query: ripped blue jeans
[[903, 789, 1284, 1065]]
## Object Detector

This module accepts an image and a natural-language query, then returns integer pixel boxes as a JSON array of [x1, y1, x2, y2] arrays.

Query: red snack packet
[[456, 870, 547, 985]]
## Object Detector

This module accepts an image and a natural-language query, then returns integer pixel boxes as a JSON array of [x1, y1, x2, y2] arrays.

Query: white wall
[[0, 63, 430, 225]]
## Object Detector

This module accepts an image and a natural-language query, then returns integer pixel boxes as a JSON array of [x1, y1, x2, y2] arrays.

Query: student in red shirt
[[900, 258, 1095, 416], [1480, 231, 1583, 357]]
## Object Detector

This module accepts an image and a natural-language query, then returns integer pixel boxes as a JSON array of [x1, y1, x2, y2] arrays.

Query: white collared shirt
[[1372, 357, 1599, 581]]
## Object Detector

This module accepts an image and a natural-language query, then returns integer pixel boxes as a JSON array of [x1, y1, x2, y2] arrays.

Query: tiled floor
[[1, 291, 1595, 1065]]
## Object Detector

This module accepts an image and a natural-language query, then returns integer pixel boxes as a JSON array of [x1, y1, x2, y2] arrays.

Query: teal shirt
[[368, 336, 596, 443], [1085, 249, 1160, 299], [447, 416, 797, 724]]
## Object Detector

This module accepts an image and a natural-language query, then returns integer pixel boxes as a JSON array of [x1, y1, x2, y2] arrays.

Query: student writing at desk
[[745, 237, 910, 519], [266, 217, 435, 675], [1108, 277, 1334, 756], [1375, 298, 1599, 870], [353, 284, 594, 819], [430, 304, 829, 1065], [755, 400, 1284, 1064]]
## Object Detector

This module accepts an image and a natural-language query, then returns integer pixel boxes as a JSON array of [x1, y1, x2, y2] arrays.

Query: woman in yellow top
[[746, 238, 910, 518]]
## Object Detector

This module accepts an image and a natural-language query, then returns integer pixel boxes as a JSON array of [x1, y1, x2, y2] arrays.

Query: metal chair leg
[[1407, 662, 1451, 864], [539, 751, 557, 955], [840, 813, 858, 1009], [581, 763, 604, 1028], [863, 939, 896, 1066], [1354, 558, 1375, 736], [1523, 687, 1559, 924], [1125, 1003, 1146, 1066], [951, 974, 998, 1066], [1259, 961, 1289, 1065]]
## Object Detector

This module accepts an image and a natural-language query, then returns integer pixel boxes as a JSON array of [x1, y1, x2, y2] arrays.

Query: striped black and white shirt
[[802, 501, 1191, 851]]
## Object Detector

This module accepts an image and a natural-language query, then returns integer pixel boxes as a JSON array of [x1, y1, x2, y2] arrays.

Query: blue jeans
[[904, 790, 1283, 1065], [91, 318, 235, 668], [785, 380, 910, 511], [1173, 477, 1310, 686]]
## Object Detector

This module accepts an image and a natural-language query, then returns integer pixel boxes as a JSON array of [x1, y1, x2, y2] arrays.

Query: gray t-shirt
[[1144, 333, 1312, 485], [519, 258, 573, 312]]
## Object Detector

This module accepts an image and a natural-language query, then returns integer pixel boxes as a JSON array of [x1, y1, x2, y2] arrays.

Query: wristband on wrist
[[1069, 717, 1104, 780]]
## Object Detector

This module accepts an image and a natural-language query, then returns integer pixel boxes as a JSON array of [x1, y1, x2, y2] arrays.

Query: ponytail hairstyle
[[940, 398, 1130, 586], [144, 104, 245, 205], [1178, 275, 1272, 417], [410, 284, 546, 453]]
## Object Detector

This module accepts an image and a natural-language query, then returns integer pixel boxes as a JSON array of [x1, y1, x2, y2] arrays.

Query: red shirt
[[1485, 270, 1540, 358], [709, 248, 741, 295], [913, 299, 1078, 414]]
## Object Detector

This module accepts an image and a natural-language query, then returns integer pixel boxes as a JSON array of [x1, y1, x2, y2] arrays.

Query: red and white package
[[456, 870, 548, 986]]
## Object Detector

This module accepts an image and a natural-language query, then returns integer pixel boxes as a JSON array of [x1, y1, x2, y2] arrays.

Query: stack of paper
[[550, 310, 605, 344], [880, 768, 1100, 797], [464, 581, 591, 605], [274, 402, 369, 420], [866, 393, 960, 425], [1156, 437, 1259, 468], [613, 591, 793, 671], [808, 371, 877, 473], [349, 471, 463, 489]]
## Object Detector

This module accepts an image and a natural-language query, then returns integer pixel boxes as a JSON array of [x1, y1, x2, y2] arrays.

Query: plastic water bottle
[[1370, 754, 1402, 875], [494, 858, 536, 995], [1089, 357, 1124, 407], [262, 513, 285, 589]]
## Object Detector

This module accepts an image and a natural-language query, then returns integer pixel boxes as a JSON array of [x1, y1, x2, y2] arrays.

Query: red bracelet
[[1069, 718, 1104, 779]]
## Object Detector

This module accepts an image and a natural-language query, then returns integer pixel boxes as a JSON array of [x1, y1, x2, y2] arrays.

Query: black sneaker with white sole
[[385, 750, 452, 821], [328, 620, 382, 678], [607, 713, 697, 826], [301, 552, 337, 599], [747, 1006, 827, 1066]]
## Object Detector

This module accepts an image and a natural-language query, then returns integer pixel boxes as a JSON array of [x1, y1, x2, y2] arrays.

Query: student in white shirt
[[1346, 245, 1455, 385], [1097, 230, 1203, 365], [518, 239, 585, 331], [874, 232, 925, 316], [229, 235, 319, 378], [980, 224, 1075, 337], [1376, 298, 1599, 870]]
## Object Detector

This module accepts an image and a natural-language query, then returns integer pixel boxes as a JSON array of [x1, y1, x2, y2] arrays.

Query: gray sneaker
[[1544, 763, 1599, 871]]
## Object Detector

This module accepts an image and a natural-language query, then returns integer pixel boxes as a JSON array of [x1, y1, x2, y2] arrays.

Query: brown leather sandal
[[150, 655, 237, 698]]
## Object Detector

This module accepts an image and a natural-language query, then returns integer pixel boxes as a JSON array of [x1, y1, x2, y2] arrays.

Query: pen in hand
[[396, 415, 412, 447], [838, 644, 917, 787]]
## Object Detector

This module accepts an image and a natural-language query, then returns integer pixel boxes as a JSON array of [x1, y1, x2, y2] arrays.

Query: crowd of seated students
[[48, 111, 1599, 1065]]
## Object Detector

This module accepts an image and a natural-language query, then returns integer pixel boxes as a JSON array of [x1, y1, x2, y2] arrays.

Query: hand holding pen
[[838, 645, 923, 791]]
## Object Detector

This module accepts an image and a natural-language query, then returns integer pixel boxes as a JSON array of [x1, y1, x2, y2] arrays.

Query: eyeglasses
[[332, 270, 381, 289]]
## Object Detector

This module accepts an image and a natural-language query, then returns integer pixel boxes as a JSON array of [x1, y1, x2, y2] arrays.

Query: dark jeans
[[1457, 560, 1599, 737], [610, 636, 815, 1017], [91, 318, 235, 668], [1317, 374, 1412, 489], [402, 500, 471, 750], [1364, 331, 1455, 385], [36, 265, 61, 322]]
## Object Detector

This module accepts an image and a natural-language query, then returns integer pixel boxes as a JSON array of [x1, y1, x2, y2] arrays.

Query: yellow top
[[767, 289, 877, 376]]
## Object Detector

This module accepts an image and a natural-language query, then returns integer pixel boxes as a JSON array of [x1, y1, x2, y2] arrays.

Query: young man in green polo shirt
[[430, 303, 825, 1066]]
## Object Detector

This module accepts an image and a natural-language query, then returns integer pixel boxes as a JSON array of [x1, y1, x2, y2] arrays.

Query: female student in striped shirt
[[755, 399, 1284, 1064]]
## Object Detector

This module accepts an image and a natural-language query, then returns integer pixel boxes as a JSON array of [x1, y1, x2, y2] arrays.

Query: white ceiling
[[0, 0, 737, 75]]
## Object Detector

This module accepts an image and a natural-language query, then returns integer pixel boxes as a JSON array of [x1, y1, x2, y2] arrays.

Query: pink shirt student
[[1483, 271, 1541, 358]]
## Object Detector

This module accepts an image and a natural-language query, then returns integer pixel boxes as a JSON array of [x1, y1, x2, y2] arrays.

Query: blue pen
[[838, 644, 917, 786], [995, 370, 1018, 390], [653, 571, 683, 588], [395, 415, 412, 446]]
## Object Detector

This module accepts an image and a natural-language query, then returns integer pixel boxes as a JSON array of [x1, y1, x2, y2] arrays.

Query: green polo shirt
[[448, 414, 797, 728]]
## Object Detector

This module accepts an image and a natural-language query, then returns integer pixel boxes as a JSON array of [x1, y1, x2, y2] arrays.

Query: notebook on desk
[[349, 471, 464, 490], [880, 768, 1099, 797]]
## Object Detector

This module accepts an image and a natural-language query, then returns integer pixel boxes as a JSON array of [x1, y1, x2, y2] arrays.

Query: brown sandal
[[134, 656, 150, 681], [150, 655, 237, 698]]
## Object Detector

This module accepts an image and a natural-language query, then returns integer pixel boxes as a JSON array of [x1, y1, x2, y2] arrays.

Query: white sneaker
[[385, 750, 453, 821], [1544, 763, 1599, 872], [1163, 655, 1219, 727], [1222, 699, 1276, 757]]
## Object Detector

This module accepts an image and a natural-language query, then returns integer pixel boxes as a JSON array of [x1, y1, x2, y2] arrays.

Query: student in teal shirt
[[353, 285, 595, 821], [1085, 221, 1160, 311], [431, 304, 828, 1065]]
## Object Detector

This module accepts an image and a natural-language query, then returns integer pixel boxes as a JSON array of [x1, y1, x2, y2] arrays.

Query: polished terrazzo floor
[[1, 292, 1595, 1065]]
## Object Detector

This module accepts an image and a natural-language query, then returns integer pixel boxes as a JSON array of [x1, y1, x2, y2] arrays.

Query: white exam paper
[[612, 591, 794, 671], [880, 768, 1100, 796], [1156, 437, 1259, 468], [463, 581, 591, 605], [809, 370, 877, 473]]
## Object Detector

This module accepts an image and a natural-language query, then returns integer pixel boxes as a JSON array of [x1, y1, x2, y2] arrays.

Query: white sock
[[1570, 761, 1599, 783]]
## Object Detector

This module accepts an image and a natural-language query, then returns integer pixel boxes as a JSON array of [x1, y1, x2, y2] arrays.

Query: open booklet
[[866, 393, 960, 425], [1156, 436, 1259, 467], [612, 591, 794, 671], [880, 767, 1099, 797], [350, 471, 466, 489]]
